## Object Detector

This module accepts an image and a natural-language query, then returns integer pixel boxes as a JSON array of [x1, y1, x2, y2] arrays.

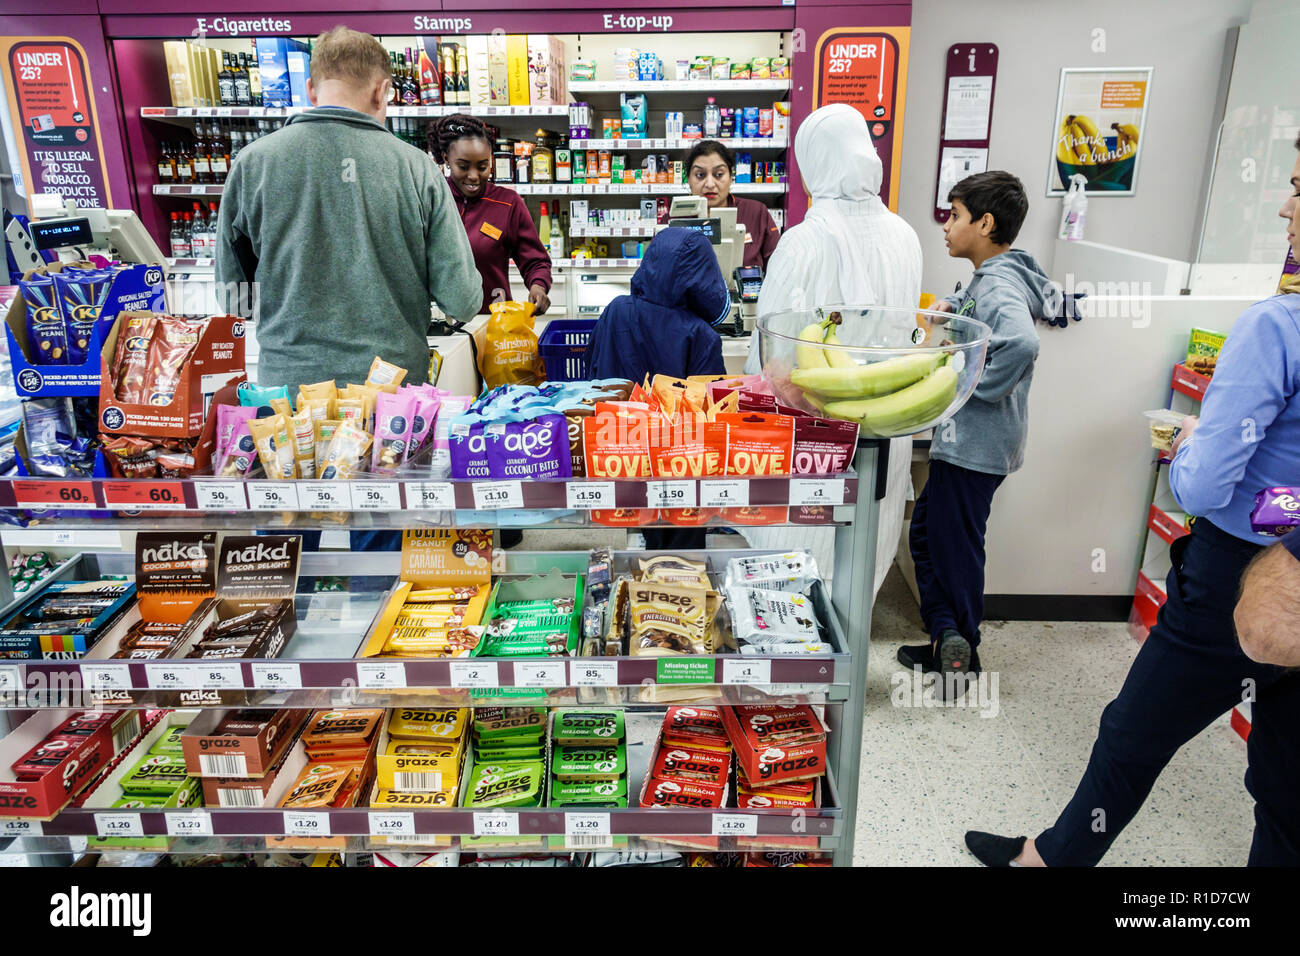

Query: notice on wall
[[1048, 67, 1151, 196], [0, 38, 113, 211], [813, 29, 909, 210]]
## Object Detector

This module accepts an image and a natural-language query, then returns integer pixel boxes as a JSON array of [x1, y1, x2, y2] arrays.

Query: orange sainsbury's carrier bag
[[716, 412, 794, 525], [477, 300, 546, 388]]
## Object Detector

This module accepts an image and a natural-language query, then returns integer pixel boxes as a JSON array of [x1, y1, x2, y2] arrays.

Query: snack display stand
[[0, 441, 885, 867]]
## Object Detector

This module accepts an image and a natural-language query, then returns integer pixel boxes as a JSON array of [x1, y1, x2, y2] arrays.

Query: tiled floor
[[858, 568, 1254, 867]]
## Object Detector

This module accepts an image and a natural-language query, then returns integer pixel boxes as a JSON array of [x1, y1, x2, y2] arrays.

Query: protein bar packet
[[214, 403, 259, 475], [726, 585, 821, 643], [724, 551, 820, 592], [428, 396, 472, 478], [407, 393, 441, 457], [314, 420, 343, 474]]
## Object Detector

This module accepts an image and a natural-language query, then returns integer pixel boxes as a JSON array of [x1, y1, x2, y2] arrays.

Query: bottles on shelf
[[155, 120, 282, 189], [168, 202, 219, 260]]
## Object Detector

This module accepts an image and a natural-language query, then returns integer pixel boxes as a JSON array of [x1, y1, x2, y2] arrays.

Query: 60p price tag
[[194, 481, 247, 511], [473, 812, 519, 837], [473, 480, 524, 510], [95, 813, 144, 838], [353, 481, 402, 511], [566, 481, 615, 510], [250, 662, 302, 691], [283, 811, 330, 837], [711, 813, 758, 836], [646, 480, 696, 509], [165, 811, 212, 837]]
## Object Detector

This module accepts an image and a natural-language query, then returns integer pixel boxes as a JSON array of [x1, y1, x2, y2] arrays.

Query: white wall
[[899, 0, 1253, 298], [983, 295, 1254, 597]]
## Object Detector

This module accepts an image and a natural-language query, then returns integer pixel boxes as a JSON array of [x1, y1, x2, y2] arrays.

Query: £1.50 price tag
[[646, 480, 696, 509], [566, 481, 615, 510], [473, 480, 524, 511]]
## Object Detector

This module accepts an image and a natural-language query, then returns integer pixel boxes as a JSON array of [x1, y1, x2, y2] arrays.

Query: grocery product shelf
[[141, 105, 570, 124], [0, 549, 851, 708], [569, 225, 656, 238], [568, 80, 791, 94], [569, 137, 787, 150], [509, 182, 786, 196], [153, 185, 225, 197], [1170, 363, 1211, 401], [1146, 504, 1189, 546]]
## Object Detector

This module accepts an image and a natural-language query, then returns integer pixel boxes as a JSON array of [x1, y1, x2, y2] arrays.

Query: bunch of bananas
[[789, 319, 958, 437], [1111, 122, 1139, 159], [1056, 114, 1100, 166]]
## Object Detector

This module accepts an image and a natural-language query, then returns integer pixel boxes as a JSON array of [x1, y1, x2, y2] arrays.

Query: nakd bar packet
[[372, 390, 417, 474], [792, 417, 858, 475], [485, 412, 572, 480], [651, 418, 728, 527], [717, 412, 794, 524]]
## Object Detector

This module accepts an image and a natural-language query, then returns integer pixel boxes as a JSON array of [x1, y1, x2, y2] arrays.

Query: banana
[[1068, 120, 1093, 164], [824, 363, 958, 435], [791, 351, 944, 400], [821, 325, 859, 370], [1111, 122, 1139, 158], [1056, 119, 1080, 165], [796, 323, 830, 371]]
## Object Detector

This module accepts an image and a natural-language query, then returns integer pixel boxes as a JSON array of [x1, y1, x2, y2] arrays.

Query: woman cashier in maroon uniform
[[429, 114, 552, 314], [685, 140, 780, 271]]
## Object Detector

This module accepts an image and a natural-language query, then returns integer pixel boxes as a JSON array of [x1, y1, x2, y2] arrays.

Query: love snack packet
[[716, 412, 794, 524], [650, 418, 728, 527], [585, 403, 656, 527], [792, 417, 858, 475]]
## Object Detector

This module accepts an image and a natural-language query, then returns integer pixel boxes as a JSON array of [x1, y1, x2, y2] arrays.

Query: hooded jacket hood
[[631, 227, 731, 324], [795, 103, 883, 202], [971, 249, 1060, 322]]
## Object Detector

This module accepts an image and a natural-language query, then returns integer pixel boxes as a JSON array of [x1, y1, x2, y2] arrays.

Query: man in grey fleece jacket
[[899, 171, 1049, 691], [215, 26, 481, 393]]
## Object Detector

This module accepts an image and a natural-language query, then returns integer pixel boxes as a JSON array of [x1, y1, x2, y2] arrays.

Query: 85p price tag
[[81, 664, 131, 693], [570, 661, 618, 686], [250, 662, 302, 691]]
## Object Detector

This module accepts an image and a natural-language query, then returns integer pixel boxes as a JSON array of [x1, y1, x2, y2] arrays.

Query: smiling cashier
[[429, 113, 552, 314], [685, 140, 780, 271]]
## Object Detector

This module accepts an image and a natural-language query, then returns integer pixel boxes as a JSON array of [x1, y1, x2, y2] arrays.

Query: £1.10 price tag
[[283, 811, 330, 837], [473, 480, 524, 511], [722, 659, 772, 686], [95, 813, 144, 838], [247, 481, 301, 511], [194, 481, 247, 511], [646, 480, 696, 509], [566, 481, 615, 510], [711, 813, 758, 836], [369, 812, 415, 838], [353, 481, 402, 511], [699, 479, 749, 508], [165, 811, 213, 837], [473, 812, 519, 837], [788, 478, 845, 508]]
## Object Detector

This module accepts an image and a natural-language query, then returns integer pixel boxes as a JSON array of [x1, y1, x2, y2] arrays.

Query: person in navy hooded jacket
[[585, 227, 731, 383]]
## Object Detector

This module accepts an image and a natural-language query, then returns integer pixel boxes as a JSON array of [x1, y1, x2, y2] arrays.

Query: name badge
[[744, 231, 754, 244], [480, 222, 503, 241]]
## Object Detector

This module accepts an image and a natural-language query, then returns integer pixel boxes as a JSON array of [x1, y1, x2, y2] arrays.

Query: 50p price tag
[[473, 812, 519, 837], [473, 480, 523, 511], [283, 811, 330, 837], [165, 811, 212, 837], [194, 481, 247, 511], [300, 482, 352, 511], [646, 480, 696, 509], [247, 481, 301, 511], [408, 481, 455, 511], [353, 481, 402, 511]]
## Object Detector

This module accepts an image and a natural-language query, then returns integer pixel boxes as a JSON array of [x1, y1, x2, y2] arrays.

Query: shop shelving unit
[[0, 442, 887, 866]]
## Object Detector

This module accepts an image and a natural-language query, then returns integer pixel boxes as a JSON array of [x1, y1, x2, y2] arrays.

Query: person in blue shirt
[[584, 227, 730, 383], [966, 136, 1300, 867]]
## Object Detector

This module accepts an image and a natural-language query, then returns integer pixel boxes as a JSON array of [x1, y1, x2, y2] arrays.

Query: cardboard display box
[[0, 580, 135, 660], [720, 704, 828, 788], [476, 569, 584, 659], [181, 708, 310, 779], [5, 263, 165, 399]]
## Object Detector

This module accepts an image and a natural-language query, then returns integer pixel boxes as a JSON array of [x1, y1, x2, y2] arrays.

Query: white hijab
[[745, 104, 924, 599]]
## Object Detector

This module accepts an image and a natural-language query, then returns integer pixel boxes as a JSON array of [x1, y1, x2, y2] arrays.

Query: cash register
[[5, 192, 164, 278], [661, 195, 763, 336]]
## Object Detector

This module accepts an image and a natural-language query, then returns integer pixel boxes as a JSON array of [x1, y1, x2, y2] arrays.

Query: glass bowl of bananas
[[756, 305, 992, 438]]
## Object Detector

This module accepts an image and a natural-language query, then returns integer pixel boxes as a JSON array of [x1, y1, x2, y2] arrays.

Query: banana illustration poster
[[1047, 67, 1151, 195]]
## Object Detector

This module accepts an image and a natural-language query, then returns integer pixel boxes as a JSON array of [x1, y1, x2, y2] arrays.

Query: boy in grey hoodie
[[899, 171, 1049, 690]]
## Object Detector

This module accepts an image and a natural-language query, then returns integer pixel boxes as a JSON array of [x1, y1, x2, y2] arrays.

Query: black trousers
[[908, 459, 1006, 647], [1036, 518, 1300, 866]]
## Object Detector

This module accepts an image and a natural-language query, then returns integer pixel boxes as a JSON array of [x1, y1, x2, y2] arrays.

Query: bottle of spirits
[[418, 45, 440, 105], [390, 52, 401, 105], [157, 142, 175, 184], [247, 43, 263, 106], [168, 212, 188, 258], [178, 212, 193, 258], [402, 48, 419, 105], [233, 53, 251, 106], [175, 138, 194, 184], [192, 124, 212, 184], [209, 122, 229, 183], [218, 52, 235, 107]]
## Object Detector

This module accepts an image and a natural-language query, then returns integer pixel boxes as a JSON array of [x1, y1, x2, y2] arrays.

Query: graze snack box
[[98, 311, 245, 438], [360, 530, 492, 660], [720, 704, 828, 786], [181, 707, 310, 778], [0, 709, 144, 819]]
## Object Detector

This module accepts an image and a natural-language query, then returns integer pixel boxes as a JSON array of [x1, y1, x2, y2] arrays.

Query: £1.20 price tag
[[711, 813, 758, 836], [283, 811, 331, 837], [369, 812, 415, 837], [473, 812, 519, 837], [95, 813, 144, 838], [565, 812, 610, 836], [0, 819, 42, 837], [165, 811, 213, 837]]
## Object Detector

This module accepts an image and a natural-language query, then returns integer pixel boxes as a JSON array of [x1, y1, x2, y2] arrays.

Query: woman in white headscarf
[[744, 103, 923, 599]]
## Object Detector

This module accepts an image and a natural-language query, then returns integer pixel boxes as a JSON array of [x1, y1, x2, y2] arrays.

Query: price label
[[194, 481, 247, 511], [711, 813, 758, 836], [283, 811, 331, 837], [513, 660, 566, 688], [250, 662, 302, 690], [0, 819, 42, 836], [353, 481, 402, 511], [81, 663, 131, 693], [472, 812, 519, 837], [700, 479, 749, 508], [0, 666, 20, 693], [102, 481, 186, 511], [408, 481, 456, 511], [722, 659, 772, 685], [570, 661, 619, 687], [12, 480, 96, 510], [165, 811, 212, 837], [450, 661, 499, 688], [95, 813, 144, 838], [369, 812, 415, 837], [565, 812, 610, 836], [247, 481, 301, 511], [178, 108, 193, 117], [566, 481, 615, 510], [300, 481, 353, 511], [646, 480, 696, 509], [192, 663, 244, 689], [356, 661, 407, 689], [473, 480, 524, 511], [788, 478, 846, 507], [145, 663, 190, 690]]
